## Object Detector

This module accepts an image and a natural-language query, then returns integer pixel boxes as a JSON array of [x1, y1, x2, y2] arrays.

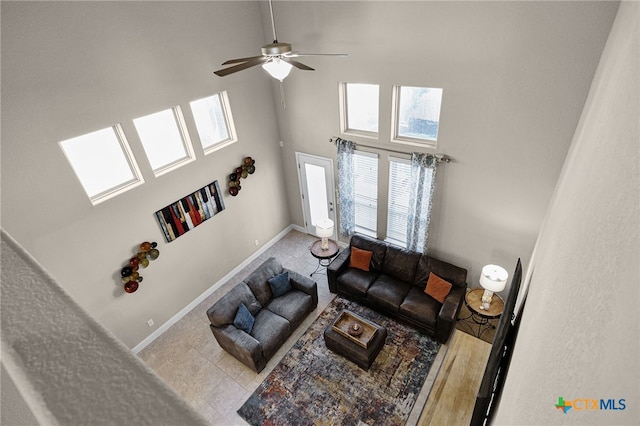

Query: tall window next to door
[[353, 151, 378, 237], [386, 157, 412, 247]]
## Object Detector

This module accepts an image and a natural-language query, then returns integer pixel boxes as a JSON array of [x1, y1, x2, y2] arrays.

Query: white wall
[[495, 1, 639, 424], [1, 1, 290, 348], [269, 1, 618, 292]]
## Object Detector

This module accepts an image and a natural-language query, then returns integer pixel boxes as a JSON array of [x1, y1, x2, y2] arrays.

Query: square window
[[340, 83, 379, 138], [133, 106, 195, 176], [391, 86, 443, 148], [190, 91, 237, 154], [59, 125, 144, 205]]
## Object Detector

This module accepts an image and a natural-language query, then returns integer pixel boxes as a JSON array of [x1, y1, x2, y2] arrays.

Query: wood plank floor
[[418, 330, 492, 425]]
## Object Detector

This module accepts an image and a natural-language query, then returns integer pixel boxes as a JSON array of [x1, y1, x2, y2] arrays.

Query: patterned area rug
[[237, 297, 442, 426]]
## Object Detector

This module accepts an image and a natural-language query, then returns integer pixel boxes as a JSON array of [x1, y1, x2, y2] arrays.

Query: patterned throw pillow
[[233, 303, 255, 334], [424, 272, 453, 303], [349, 246, 373, 271], [268, 272, 291, 298]]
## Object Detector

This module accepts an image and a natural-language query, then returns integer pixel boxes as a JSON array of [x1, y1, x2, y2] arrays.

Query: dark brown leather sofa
[[327, 234, 467, 343]]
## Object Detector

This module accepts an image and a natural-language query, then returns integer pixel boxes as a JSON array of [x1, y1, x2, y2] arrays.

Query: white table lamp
[[315, 219, 334, 250], [479, 264, 508, 310]]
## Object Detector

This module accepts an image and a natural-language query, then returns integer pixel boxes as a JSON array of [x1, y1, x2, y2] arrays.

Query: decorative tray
[[332, 310, 378, 348]]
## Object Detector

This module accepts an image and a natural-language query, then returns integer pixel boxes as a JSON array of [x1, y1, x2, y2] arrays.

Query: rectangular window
[[391, 86, 443, 148], [340, 82, 379, 138], [133, 106, 195, 176], [386, 157, 412, 247], [59, 125, 144, 205], [189, 91, 237, 154], [353, 151, 378, 237]]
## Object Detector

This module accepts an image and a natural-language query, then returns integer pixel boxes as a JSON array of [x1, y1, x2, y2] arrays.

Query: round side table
[[459, 288, 504, 339], [309, 239, 339, 276]]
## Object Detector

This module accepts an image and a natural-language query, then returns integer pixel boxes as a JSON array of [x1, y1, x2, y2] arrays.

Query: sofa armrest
[[327, 247, 351, 293], [287, 269, 318, 309], [209, 323, 266, 372], [436, 285, 466, 343]]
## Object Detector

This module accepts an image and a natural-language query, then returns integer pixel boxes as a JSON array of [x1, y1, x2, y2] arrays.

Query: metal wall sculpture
[[155, 180, 225, 242]]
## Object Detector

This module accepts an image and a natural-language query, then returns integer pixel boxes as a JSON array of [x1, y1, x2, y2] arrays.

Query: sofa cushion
[[367, 275, 412, 312], [382, 245, 421, 283], [251, 309, 290, 359], [350, 234, 387, 272], [424, 273, 453, 303], [349, 247, 373, 271], [266, 291, 314, 325], [414, 255, 467, 288], [399, 286, 440, 329], [207, 283, 261, 327], [244, 257, 284, 305], [337, 268, 378, 298], [268, 271, 291, 297], [233, 303, 255, 334]]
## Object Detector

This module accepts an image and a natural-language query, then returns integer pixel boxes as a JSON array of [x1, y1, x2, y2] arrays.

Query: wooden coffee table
[[323, 310, 387, 370]]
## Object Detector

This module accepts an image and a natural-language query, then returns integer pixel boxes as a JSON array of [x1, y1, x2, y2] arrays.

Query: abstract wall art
[[155, 180, 225, 242]]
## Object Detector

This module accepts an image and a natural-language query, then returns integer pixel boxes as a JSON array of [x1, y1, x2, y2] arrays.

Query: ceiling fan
[[214, 0, 346, 81]]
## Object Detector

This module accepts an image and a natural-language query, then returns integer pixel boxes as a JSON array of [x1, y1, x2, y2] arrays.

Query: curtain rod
[[329, 137, 452, 163]]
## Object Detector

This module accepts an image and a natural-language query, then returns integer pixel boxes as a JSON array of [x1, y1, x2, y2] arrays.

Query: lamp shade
[[479, 264, 508, 292], [261, 58, 292, 81], [315, 218, 334, 238]]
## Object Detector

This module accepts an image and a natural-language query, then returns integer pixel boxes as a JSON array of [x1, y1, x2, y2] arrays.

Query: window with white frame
[[391, 86, 443, 148], [189, 91, 237, 154], [340, 83, 379, 138], [353, 150, 378, 237], [133, 106, 195, 176], [59, 125, 144, 205], [386, 157, 412, 247]]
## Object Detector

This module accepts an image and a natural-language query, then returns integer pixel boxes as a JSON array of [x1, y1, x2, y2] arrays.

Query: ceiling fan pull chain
[[280, 81, 287, 110]]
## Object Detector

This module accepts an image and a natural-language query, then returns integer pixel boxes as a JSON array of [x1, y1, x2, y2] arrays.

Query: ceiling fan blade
[[281, 57, 315, 71], [286, 52, 348, 58], [221, 55, 265, 65], [214, 57, 267, 77]]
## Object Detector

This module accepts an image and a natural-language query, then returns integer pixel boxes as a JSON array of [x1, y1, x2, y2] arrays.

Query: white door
[[296, 152, 336, 237]]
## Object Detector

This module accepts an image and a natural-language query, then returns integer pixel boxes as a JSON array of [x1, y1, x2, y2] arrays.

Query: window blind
[[353, 150, 378, 237], [387, 157, 412, 247]]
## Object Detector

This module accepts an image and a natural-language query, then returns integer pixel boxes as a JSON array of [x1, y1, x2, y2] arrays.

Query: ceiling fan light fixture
[[262, 58, 293, 81]]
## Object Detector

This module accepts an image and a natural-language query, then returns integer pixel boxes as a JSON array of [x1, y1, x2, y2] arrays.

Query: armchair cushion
[[268, 272, 291, 297], [207, 283, 261, 327], [424, 272, 453, 303], [233, 303, 255, 334]]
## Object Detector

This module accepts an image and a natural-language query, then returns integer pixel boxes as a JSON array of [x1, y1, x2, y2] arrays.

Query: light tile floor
[[138, 230, 337, 425]]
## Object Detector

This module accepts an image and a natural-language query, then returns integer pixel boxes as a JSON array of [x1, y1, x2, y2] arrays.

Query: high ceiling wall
[[1, 1, 289, 348], [267, 0, 618, 292]]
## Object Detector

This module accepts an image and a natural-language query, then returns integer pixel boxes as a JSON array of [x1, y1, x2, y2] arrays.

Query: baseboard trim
[[132, 224, 300, 354]]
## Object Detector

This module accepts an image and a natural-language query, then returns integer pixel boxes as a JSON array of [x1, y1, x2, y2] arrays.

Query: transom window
[[391, 86, 443, 148], [133, 106, 195, 177], [189, 91, 237, 154], [353, 150, 378, 237], [58, 125, 144, 205], [340, 83, 379, 138]]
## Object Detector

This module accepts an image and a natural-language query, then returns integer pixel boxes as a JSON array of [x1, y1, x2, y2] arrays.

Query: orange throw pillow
[[349, 247, 373, 271], [424, 272, 453, 303]]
